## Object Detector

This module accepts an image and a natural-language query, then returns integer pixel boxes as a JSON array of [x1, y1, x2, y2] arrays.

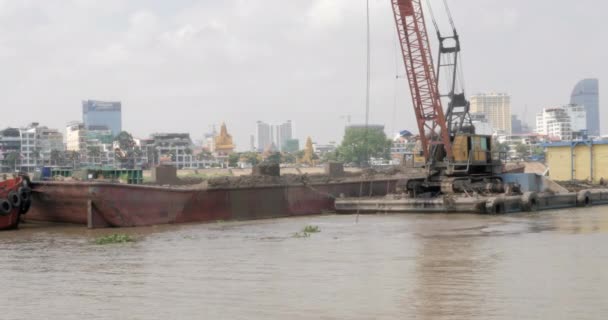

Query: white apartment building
[[19, 127, 37, 172], [84, 138, 116, 167], [18, 123, 65, 172], [66, 122, 87, 152], [38, 126, 64, 163], [470, 93, 512, 134], [535, 105, 586, 141], [142, 133, 197, 169], [66, 122, 121, 167]]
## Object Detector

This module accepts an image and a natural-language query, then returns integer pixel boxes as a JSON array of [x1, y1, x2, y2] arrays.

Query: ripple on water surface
[[1, 208, 608, 320]]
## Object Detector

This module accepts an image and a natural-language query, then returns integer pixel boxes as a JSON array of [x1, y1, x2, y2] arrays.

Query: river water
[[1, 208, 607, 320]]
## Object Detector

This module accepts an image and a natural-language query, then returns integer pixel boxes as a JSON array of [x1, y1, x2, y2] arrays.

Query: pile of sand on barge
[[152, 163, 424, 190]]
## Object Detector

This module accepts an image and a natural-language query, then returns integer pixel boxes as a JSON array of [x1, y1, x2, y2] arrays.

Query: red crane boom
[[391, 0, 452, 162]]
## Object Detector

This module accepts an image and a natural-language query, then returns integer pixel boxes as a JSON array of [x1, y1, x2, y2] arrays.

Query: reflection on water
[[1, 208, 607, 320]]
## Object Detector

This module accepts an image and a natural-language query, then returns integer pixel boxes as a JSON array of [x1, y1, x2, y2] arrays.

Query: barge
[[27, 166, 606, 229], [28, 174, 401, 228]]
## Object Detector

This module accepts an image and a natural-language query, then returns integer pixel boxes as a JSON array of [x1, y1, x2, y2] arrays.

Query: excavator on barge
[[390, 0, 508, 197], [334, 0, 539, 214]]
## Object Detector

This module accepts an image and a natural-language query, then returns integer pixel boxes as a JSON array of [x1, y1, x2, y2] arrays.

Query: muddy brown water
[[1, 208, 607, 320]]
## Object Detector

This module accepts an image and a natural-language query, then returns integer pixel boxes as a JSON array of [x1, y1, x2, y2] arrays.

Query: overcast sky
[[0, 0, 605, 150]]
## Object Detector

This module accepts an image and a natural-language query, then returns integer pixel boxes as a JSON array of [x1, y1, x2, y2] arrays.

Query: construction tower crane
[[391, 0, 503, 194]]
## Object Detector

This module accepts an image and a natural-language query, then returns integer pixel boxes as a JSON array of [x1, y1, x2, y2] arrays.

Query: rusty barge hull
[[29, 179, 398, 228]]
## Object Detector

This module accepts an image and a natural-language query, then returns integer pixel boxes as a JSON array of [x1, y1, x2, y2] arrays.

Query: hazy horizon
[[0, 0, 604, 151]]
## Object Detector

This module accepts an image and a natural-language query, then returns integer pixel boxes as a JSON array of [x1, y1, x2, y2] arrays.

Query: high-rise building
[[570, 79, 599, 136], [511, 115, 532, 134], [511, 115, 523, 134], [275, 120, 293, 151], [256, 120, 294, 152], [82, 100, 122, 137], [256, 121, 272, 152], [470, 93, 512, 134]]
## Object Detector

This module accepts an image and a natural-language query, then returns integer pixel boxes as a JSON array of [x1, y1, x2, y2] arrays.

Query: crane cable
[[390, 20, 400, 140], [441, 0, 467, 94], [425, 0, 440, 37], [358, 0, 372, 224], [363, 0, 371, 167], [426, 0, 448, 94], [426, 0, 467, 96], [442, 0, 456, 29]]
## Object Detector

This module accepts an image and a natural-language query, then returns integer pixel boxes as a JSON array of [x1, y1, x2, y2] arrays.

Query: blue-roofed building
[[570, 79, 600, 137]]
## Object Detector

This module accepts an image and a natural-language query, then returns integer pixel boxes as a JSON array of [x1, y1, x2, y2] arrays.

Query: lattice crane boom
[[391, 0, 452, 162]]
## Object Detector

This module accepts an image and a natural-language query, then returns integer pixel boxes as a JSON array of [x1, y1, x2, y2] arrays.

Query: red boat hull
[[0, 176, 31, 230], [0, 210, 20, 230], [29, 179, 399, 228]]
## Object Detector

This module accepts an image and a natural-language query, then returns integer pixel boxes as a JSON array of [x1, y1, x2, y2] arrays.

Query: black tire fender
[[485, 198, 505, 214], [0, 199, 12, 216], [522, 192, 539, 212], [8, 191, 21, 208], [577, 190, 592, 207], [19, 199, 32, 215], [18, 187, 31, 202]]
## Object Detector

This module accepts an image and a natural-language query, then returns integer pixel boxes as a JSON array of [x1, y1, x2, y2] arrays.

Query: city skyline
[[0, 1, 604, 147], [0, 82, 600, 154]]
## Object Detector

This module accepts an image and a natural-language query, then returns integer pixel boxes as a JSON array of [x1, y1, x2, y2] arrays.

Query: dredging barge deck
[[335, 189, 608, 214], [335, 174, 608, 214]]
